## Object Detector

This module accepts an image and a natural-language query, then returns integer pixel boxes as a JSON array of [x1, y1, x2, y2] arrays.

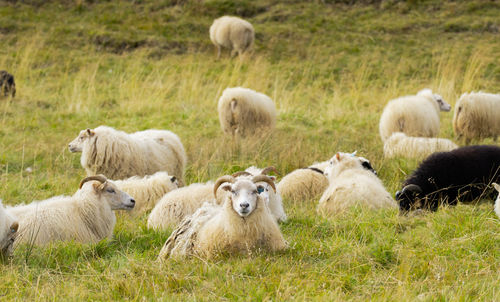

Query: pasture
[[0, 0, 499, 300]]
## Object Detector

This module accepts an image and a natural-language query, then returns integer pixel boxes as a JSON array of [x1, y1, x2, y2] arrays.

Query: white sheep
[[276, 161, 329, 203], [209, 16, 254, 59], [493, 183, 500, 219], [318, 152, 397, 216], [0, 200, 18, 260], [113, 172, 178, 215], [218, 87, 277, 138], [147, 166, 285, 231], [147, 181, 215, 231], [379, 89, 451, 142], [453, 91, 500, 143], [68, 126, 187, 185], [383, 132, 458, 159], [7, 175, 135, 246], [158, 175, 287, 260]]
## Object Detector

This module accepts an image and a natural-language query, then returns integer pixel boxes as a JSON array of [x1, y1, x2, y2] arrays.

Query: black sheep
[[396, 145, 500, 212], [0, 70, 16, 97]]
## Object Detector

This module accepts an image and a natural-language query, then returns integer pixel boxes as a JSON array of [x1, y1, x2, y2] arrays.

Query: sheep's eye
[[257, 187, 264, 194], [231, 190, 236, 195], [106, 188, 115, 194]]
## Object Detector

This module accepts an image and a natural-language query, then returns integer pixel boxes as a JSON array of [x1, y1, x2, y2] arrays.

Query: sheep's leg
[[215, 46, 221, 60]]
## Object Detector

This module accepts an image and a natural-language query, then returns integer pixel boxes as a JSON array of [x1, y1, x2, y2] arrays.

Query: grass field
[[0, 0, 499, 300]]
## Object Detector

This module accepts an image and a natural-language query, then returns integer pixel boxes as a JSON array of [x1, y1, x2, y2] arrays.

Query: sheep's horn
[[213, 175, 236, 197], [251, 175, 276, 192], [400, 184, 422, 196], [232, 171, 252, 178], [79, 175, 107, 189], [260, 166, 280, 176], [308, 167, 324, 175]]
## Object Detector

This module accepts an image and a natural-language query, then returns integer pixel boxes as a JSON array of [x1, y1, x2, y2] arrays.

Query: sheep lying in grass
[[68, 126, 187, 185], [379, 89, 451, 142], [147, 181, 215, 231], [397, 145, 500, 213], [383, 132, 458, 159], [277, 162, 329, 203], [147, 166, 284, 230], [113, 172, 178, 215], [209, 16, 254, 59], [0, 200, 18, 260], [218, 87, 277, 138], [241, 166, 287, 222], [0, 70, 16, 97], [493, 183, 500, 219], [158, 175, 287, 260], [453, 92, 500, 143], [318, 152, 397, 216], [8, 175, 135, 246]]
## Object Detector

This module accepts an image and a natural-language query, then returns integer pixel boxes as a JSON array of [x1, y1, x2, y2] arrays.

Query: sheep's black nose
[[240, 202, 249, 209], [130, 199, 135, 205]]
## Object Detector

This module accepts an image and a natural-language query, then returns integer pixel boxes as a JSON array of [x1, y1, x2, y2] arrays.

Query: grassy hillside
[[0, 0, 499, 300]]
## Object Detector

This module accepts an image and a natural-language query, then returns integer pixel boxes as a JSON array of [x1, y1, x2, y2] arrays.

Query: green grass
[[0, 0, 499, 300]]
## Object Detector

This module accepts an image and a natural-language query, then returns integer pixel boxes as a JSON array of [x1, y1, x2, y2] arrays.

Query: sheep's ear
[[170, 176, 177, 183], [93, 181, 106, 192], [493, 183, 500, 192], [268, 176, 276, 182], [10, 222, 18, 233], [86, 128, 95, 137], [335, 152, 341, 161]]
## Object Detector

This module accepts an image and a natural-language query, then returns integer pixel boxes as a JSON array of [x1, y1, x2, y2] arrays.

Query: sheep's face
[[396, 184, 423, 213], [434, 94, 451, 112], [221, 180, 263, 217], [68, 128, 95, 153], [94, 181, 136, 211], [0, 209, 18, 261]]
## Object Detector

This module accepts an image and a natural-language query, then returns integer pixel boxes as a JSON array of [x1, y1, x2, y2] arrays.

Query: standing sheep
[[318, 152, 397, 216], [396, 145, 500, 213], [0, 200, 18, 260], [379, 89, 451, 142], [158, 175, 287, 260], [68, 126, 187, 185], [218, 87, 277, 138], [7, 175, 135, 246], [0, 70, 16, 97], [113, 172, 178, 215], [493, 183, 500, 219], [209, 16, 254, 59], [383, 132, 458, 159], [453, 92, 500, 143]]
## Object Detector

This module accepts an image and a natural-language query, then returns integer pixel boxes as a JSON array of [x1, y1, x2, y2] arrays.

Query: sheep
[[318, 152, 397, 216], [0, 200, 18, 260], [396, 145, 500, 213], [277, 162, 329, 203], [383, 132, 458, 159], [218, 87, 277, 138], [0, 70, 16, 97], [452, 92, 500, 144], [68, 126, 187, 185], [158, 175, 287, 260], [147, 181, 215, 231], [113, 172, 178, 215], [493, 183, 500, 219], [147, 166, 285, 231], [7, 175, 135, 246], [379, 89, 451, 142], [209, 16, 254, 59], [241, 166, 287, 222]]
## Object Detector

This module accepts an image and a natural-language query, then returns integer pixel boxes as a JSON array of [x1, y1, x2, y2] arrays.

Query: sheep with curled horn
[[7, 175, 135, 246], [158, 174, 287, 260], [148, 166, 285, 231]]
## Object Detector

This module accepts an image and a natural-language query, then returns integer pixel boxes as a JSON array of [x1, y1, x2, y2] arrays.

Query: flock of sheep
[[0, 15, 499, 263]]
